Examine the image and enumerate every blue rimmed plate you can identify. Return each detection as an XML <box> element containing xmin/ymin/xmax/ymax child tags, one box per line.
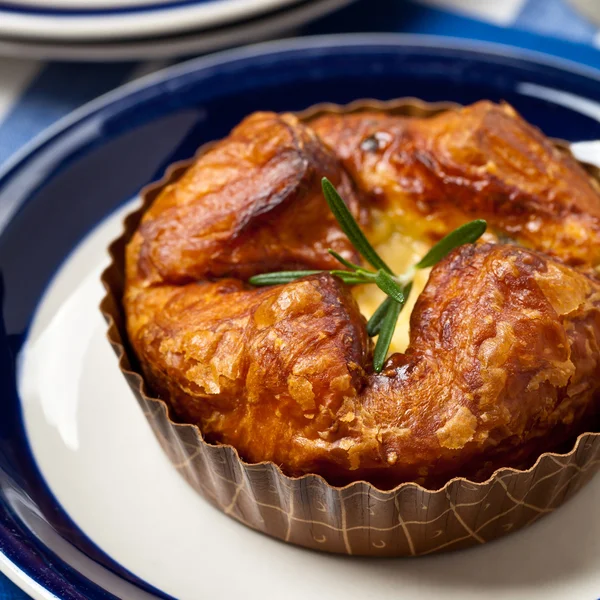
<box><xmin>0</xmin><ymin>0</ymin><xmax>352</xmax><ymax>61</ymax></box>
<box><xmin>1</xmin><ymin>35</ymin><xmax>600</xmax><ymax>600</ymax></box>
<box><xmin>0</xmin><ymin>0</ymin><xmax>305</xmax><ymax>41</ymax></box>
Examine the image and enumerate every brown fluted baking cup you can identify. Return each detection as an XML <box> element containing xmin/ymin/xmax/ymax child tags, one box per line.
<box><xmin>100</xmin><ymin>98</ymin><xmax>600</xmax><ymax>557</ymax></box>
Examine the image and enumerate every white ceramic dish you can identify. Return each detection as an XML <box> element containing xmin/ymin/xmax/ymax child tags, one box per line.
<box><xmin>0</xmin><ymin>0</ymin><xmax>304</xmax><ymax>41</ymax></box>
<box><xmin>6</xmin><ymin>0</ymin><xmax>174</xmax><ymax>7</ymax></box>
<box><xmin>0</xmin><ymin>0</ymin><xmax>351</xmax><ymax>61</ymax></box>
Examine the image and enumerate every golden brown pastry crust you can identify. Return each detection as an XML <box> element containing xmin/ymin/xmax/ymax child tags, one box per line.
<box><xmin>130</xmin><ymin>111</ymin><xmax>365</xmax><ymax>287</ymax></box>
<box><xmin>310</xmin><ymin>101</ymin><xmax>600</xmax><ymax>267</ymax></box>
<box><xmin>125</xmin><ymin>102</ymin><xmax>600</xmax><ymax>489</ymax></box>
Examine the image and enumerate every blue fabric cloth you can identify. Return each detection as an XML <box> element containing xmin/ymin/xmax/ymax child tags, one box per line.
<box><xmin>0</xmin><ymin>584</ymin><xmax>30</xmax><ymax>600</ymax></box>
<box><xmin>1</xmin><ymin>0</ymin><xmax>600</xmax><ymax>596</ymax></box>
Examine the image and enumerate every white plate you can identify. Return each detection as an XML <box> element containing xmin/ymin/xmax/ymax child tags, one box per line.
<box><xmin>0</xmin><ymin>0</ymin><xmax>304</xmax><ymax>41</ymax></box>
<box><xmin>4</xmin><ymin>0</ymin><xmax>174</xmax><ymax>8</ymax></box>
<box><xmin>6</xmin><ymin>0</ymin><xmax>176</xmax><ymax>7</ymax></box>
<box><xmin>0</xmin><ymin>0</ymin><xmax>352</xmax><ymax>61</ymax></box>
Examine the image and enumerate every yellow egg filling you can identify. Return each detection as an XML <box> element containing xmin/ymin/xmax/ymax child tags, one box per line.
<box><xmin>352</xmin><ymin>209</ymin><xmax>432</xmax><ymax>355</ymax></box>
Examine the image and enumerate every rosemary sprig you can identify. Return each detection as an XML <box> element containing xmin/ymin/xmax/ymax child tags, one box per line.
<box><xmin>367</xmin><ymin>281</ymin><xmax>413</xmax><ymax>338</ymax></box>
<box><xmin>366</xmin><ymin>296</ymin><xmax>394</xmax><ymax>337</ymax></box>
<box><xmin>321</xmin><ymin>178</ymin><xmax>393</xmax><ymax>274</ymax></box>
<box><xmin>415</xmin><ymin>219</ymin><xmax>487</xmax><ymax>269</ymax></box>
<box><xmin>373</xmin><ymin>297</ymin><xmax>403</xmax><ymax>373</ymax></box>
<box><xmin>327</xmin><ymin>249</ymin><xmax>363</xmax><ymax>271</ymax></box>
<box><xmin>248</xmin><ymin>178</ymin><xmax>487</xmax><ymax>372</ymax></box>
<box><xmin>249</xmin><ymin>270</ymin><xmax>323</xmax><ymax>285</ymax></box>
<box><xmin>250</xmin><ymin>270</ymin><xmax>367</xmax><ymax>286</ymax></box>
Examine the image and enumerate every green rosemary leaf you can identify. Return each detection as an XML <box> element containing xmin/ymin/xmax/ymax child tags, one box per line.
<box><xmin>374</xmin><ymin>270</ymin><xmax>405</xmax><ymax>303</ymax></box>
<box><xmin>366</xmin><ymin>297</ymin><xmax>393</xmax><ymax>336</ymax></box>
<box><xmin>329</xmin><ymin>271</ymin><xmax>371</xmax><ymax>285</ymax></box>
<box><xmin>321</xmin><ymin>178</ymin><xmax>393</xmax><ymax>274</ymax></box>
<box><xmin>415</xmin><ymin>219</ymin><xmax>487</xmax><ymax>269</ymax></box>
<box><xmin>249</xmin><ymin>270</ymin><xmax>322</xmax><ymax>286</ymax></box>
<box><xmin>327</xmin><ymin>249</ymin><xmax>364</xmax><ymax>271</ymax></box>
<box><xmin>373</xmin><ymin>299</ymin><xmax>403</xmax><ymax>373</ymax></box>
<box><xmin>367</xmin><ymin>281</ymin><xmax>413</xmax><ymax>337</ymax></box>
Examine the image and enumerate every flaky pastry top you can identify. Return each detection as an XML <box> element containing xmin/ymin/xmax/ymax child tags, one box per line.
<box><xmin>125</xmin><ymin>102</ymin><xmax>600</xmax><ymax>488</ymax></box>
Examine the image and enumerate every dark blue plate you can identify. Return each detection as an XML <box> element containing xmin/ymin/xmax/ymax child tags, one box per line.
<box><xmin>2</xmin><ymin>34</ymin><xmax>600</xmax><ymax>598</ymax></box>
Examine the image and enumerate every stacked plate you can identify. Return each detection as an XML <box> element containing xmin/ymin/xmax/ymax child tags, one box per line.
<box><xmin>0</xmin><ymin>0</ymin><xmax>353</xmax><ymax>60</ymax></box>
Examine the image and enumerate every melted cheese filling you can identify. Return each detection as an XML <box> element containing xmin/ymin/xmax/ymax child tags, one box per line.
<box><xmin>352</xmin><ymin>210</ymin><xmax>432</xmax><ymax>356</ymax></box>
